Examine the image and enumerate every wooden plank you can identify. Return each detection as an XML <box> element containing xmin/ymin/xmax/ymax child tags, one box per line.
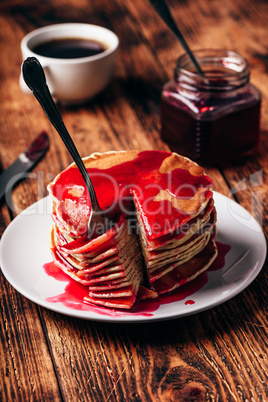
<box><xmin>0</xmin><ymin>207</ymin><xmax>11</xmax><ymax>238</ymax></box>
<box><xmin>35</xmin><ymin>0</ymin><xmax>267</xmax><ymax>400</ymax></box>
<box><xmin>0</xmin><ymin>277</ymin><xmax>62</xmax><ymax>401</ymax></box>
<box><xmin>40</xmin><ymin>298</ymin><xmax>268</xmax><ymax>401</ymax></box>
<box><xmin>0</xmin><ymin>0</ymin><xmax>267</xmax><ymax>400</ymax></box>
<box><xmin>0</xmin><ymin>11</ymin><xmax>62</xmax><ymax>401</ymax></box>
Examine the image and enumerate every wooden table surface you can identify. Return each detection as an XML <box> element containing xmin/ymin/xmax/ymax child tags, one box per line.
<box><xmin>0</xmin><ymin>0</ymin><xmax>268</xmax><ymax>400</ymax></box>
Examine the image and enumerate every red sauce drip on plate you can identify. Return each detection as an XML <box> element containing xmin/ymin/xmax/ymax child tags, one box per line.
<box><xmin>43</xmin><ymin>240</ymin><xmax>230</xmax><ymax>317</ymax></box>
<box><xmin>208</xmin><ymin>241</ymin><xmax>231</xmax><ymax>271</ymax></box>
<box><xmin>185</xmin><ymin>300</ymin><xmax>195</xmax><ymax>305</ymax></box>
<box><xmin>43</xmin><ymin>261</ymin><xmax>207</xmax><ymax>316</ymax></box>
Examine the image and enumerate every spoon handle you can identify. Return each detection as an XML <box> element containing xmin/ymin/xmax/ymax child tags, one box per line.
<box><xmin>148</xmin><ymin>0</ymin><xmax>204</xmax><ymax>75</ymax></box>
<box><xmin>22</xmin><ymin>57</ymin><xmax>99</xmax><ymax>211</ymax></box>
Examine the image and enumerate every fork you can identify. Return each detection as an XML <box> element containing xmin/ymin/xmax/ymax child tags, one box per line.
<box><xmin>22</xmin><ymin>56</ymin><xmax>106</xmax><ymax>239</ymax></box>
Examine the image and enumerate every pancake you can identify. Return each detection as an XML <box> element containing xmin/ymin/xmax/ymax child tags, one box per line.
<box><xmin>48</xmin><ymin>150</ymin><xmax>218</xmax><ymax>309</ymax></box>
<box><xmin>49</xmin><ymin>217</ymin><xmax>144</xmax><ymax>308</ymax></box>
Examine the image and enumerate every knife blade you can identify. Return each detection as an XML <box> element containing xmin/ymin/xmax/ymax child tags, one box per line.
<box><xmin>0</xmin><ymin>131</ymin><xmax>49</xmax><ymax>201</ymax></box>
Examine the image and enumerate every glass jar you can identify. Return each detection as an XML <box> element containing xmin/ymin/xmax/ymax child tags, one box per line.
<box><xmin>160</xmin><ymin>49</ymin><xmax>261</xmax><ymax>165</ymax></box>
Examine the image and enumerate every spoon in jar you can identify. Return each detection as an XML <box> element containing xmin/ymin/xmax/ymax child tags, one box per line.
<box><xmin>148</xmin><ymin>0</ymin><xmax>204</xmax><ymax>75</ymax></box>
<box><xmin>22</xmin><ymin>56</ymin><xmax>106</xmax><ymax>240</ymax></box>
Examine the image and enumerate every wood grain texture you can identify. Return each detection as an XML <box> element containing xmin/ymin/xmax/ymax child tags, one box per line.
<box><xmin>0</xmin><ymin>278</ymin><xmax>62</xmax><ymax>401</ymax></box>
<box><xmin>0</xmin><ymin>0</ymin><xmax>268</xmax><ymax>400</ymax></box>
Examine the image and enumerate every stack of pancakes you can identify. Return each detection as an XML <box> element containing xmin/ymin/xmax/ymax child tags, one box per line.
<box><xmin>135</xmin><ymin>197</ymin><xmax>217</xmax><ymax>295</ymax></box>
<box><xmin>49</xmin><ymin>214</ymin><xmax>144</xmax><ymax>309</ymax></box>
<box><xmin>48</xmin><ymin>150</ymin><xmax>217</xmax><ymax>309</ymax></box>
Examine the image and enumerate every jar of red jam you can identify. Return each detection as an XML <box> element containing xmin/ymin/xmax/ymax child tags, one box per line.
<box><xmin>160</xmin><ymin>49</ymin><xmax>261</xmax><ymax>165</ymax></box>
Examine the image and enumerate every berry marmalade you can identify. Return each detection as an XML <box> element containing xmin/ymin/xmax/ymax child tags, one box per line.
<box><xmin>160</xmin><ymin>49</ymin><xmax>261</xmax><ymax>165</ymax></box>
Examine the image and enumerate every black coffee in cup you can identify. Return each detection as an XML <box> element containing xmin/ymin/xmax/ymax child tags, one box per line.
<box><xmin>32</xmin><ymin>38</ymin><xmax>107</xmax><ymax>59</ymax></box>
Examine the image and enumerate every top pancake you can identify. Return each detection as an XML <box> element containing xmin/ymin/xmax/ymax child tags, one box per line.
<box><xmin>48</xmin><ymin>150</ymin><xmax>213</xmax><ymax>240</ymax></box>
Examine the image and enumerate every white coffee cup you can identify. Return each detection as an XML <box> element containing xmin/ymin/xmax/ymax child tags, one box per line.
<box><xmin>20</xmin><ymin>23</ymin><xmax>119</xmax><ymax>104</ymax></box>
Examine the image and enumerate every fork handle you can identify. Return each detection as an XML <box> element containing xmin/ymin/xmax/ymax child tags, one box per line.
<box><xmin>22</xmin><ymin>57</ymin><xmax>100</xmax><ymax>211</ymax></box>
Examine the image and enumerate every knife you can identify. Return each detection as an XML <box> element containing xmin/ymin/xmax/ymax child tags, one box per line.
<box><xmin>0</xmin><ymin>131</ymin><xmax>49</xmax><ymax>201</ymax></box>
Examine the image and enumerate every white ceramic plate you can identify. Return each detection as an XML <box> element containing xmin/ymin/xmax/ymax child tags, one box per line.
<box><xmin>0</xmin><ymin>192</ymin><xmax>266</xmax><ymax>322</ymax></box>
